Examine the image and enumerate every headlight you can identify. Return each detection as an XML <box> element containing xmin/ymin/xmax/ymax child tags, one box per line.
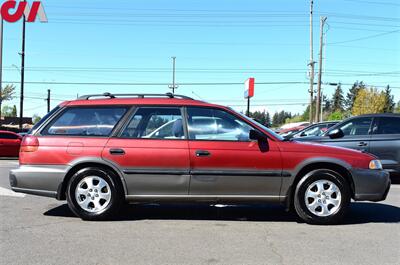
<box><xmin>369</xmin><ymin>160</ymin><xmax>383</xmax><ymax>170</ymax></box>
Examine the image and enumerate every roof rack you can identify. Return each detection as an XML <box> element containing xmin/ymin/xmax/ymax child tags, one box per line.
<box><xmin>78</xmin><ymin>92</ymin><xmax>193</xmax><ymax>100</ymax></box>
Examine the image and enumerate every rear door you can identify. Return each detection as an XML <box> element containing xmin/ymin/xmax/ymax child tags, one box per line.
<box><xmin>186</xmin><ymin>107</ymin><xmax>282</xmax><ymax>198</ymax></box>
<box><xmin>369</xmin><ymin>116</ymin><xmax>400</xmax><ymax>173</ymax></box>
<box><xmin>319</xmin><ymin>117</ymin><xmax>373</xmax><ymax>152</ymax></box>
<box><xmin>103</xmin><ymin>107</ymin><xmax>191</xmax><ymax>196</ymax></box>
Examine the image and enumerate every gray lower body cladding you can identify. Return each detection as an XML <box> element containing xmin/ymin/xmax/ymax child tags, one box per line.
<box><xmin>9</xmin><ymin>165</ymin><xmax>70</xmax><ymax>198</ymax></box>
<box><xmin>9</xmin><ymin>164</ymin><xmax>391</xmax><ymax>203</ymax></box>
<box><xmin>350</xmin><ymin>168</ymin><xmax>391</xmax><ymax>201</ymax></box>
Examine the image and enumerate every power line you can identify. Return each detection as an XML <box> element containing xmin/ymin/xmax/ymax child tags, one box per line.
<box><xmin>4</xmin><ymin>80</ymin><xmax>400</xmax><ymax>89</ymax></box>
<box><xmin>328</xmin><ymin>29</ymin><xmax>400</xmax><ymax>44</ymax></box>
<box><xmin>343</xmin><ymin>0</ymin><xmax>400</xmax><ymax>6</ymax></box>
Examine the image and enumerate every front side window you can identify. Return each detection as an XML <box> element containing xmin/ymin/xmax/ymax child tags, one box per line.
<box><xmin>121</xmin><ymin>107</ymin><xmax>184</xmax><ymax>139</ymax></box>
<box><xmin>187</xmin><ymin>107</ymin><xmax>252</xmax><ymax>141</ymax></box>
<box><xmin>374</xmin><ymin>117</ymin><xmax>400</xmax><ymax>135</ymax></box>
<box><xmin>338</xmin><ymin>117</ymin><xmax>373</xmax><ymax>136</ymax></box>
<box><xmin>43</xmin><ymin>107</ymin><xmax>127</xmax><ymax>136</ymax></box>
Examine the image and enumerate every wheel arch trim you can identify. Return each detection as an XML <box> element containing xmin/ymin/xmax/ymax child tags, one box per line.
<box><xmin>57</xmin><ymin>157</ymin><xmax>128</xmax><ymax>200</ymax></box>
<box><xmin>282</xmin><ymin>157</ymin><xmax>355</xmax><ymax>210</ymax></box>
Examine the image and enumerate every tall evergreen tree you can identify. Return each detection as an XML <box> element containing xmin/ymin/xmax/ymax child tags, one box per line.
<box><xmin>11</xmin><ymin>105</ymin><xmax>17</xmax><ymax>117</ymax></box>
<box><xmin>265</xmin><ymin>112</ymin><xmax>271</xmax><ymax>127</ymax></box>
<box><xmin>332</xmin><ymin>84</ymin><xmax>345</xmax><ymax>112</ymax></box>
<box><xmin>383</xmin><ymin>85</ymin><xmax>395</xmax><ymax>113</ymax></box>
<box><xmin>272</xmin><ymin>112</ymin><xmax>279</xmax><ymax>127</ymax></box>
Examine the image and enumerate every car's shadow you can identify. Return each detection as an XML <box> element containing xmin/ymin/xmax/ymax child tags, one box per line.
<box><xmin>44</xmin><ymin>202</ymin><xmax>400</xmax><ymax>225</ymax></box>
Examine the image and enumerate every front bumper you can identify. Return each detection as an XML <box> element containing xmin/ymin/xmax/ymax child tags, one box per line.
<box><xmin>351</xmin><ymin>168</ymin><xmax>391</xmax><ymax>202</ymax></box>
<box><xmin>9</xmin><ymin>165</ymin><xmax>69</xmax><ymax>198</ymax></box>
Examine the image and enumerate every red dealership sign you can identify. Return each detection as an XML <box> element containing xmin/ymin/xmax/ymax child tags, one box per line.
<box><xmin>1</xmin><ymin>0</ymin><xmax>47</xmax><ymax>23</ymax></box>
<box><xmin>244</xmin><ymin>78</ymin><xmax>255</xmax><ymax>99</ymax></box>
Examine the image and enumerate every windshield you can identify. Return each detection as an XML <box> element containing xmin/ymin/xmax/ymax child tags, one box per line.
<box><xmin>231</xmin><ymin>108</ymin><xmax>284</xmax><ymax>141</ymax></box>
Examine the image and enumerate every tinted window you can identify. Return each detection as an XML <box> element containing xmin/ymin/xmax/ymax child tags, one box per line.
<box><xmin>187</xmin><ymin>107</ymin><xmax>252</xmax><ymax>141</ymax></box>
<box><xmin>0</xmin><ymin>133</ymin><xmax>19</xmax><ymax>139</ymax></box>
<box><xmin>375</xmin><ymin>117</ymin><xmax>400</xmax><ymax>134</ymax></box>
<box><xmin>338</xmin><ymin>117</ymin><xmax>372</xmax><ymax>136</ymax></box>
<box><xmin>44</xmin><ymin>107</ymin><xmax>127</xmax><ymax>136</ymax></box>
<box><xmin>121</xmin><ymin>107</ymin><xmax>184</xmax><ymax>139</ymax></box>
<box><xmin>296</xmin><ymin>124</ymin><xmax>326</xmax><ymax>137</ymax></box>
<box><xmin>30</xmin><ymin>106</ymin><xmax>60</xmax><ymax>134</ymax></box>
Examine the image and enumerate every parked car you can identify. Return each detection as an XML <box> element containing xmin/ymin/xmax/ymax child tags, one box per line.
<box><xmin>0</xmin><ymin>130</ymin><xmax>22</xmax><ymax>157</ymax></box>
<box><xmin>288</xmin><ymin>121</ymin><xmax>339</xmax><ymax>140</ymax></box>
<box><xmin>10</xmin><ymin>93</ymin><xmax>390</xmax><ymax>224</ymax></box>
<box><xmin>278</xmin><ymin>122</ymin><xmax>309</xmax><ymax>136</ymax></box>
<box><xmin>295</xmin><ymin>114</ymin><xmax>400</xmax><ymax>175</ymax></box>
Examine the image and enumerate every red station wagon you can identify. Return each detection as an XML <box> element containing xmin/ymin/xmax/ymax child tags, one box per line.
<box><xmin>10</xmin><ymin>93</ymin><xmax>391</xmax><ymax>224</ymax></box>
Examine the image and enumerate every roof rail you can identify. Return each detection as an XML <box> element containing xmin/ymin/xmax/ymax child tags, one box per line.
<box><xmin>78</xmin><ymin>92</ymin><xmax>193</xmax><ymax>100</ymax></box>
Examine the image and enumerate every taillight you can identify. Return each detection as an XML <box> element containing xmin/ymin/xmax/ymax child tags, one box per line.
<box><xmin>20</xmin><ymin>136</ymin><xmax>39</xmax><ymax>152</ymax></box>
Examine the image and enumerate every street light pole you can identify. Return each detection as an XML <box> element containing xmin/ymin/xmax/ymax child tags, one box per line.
<box><xmin>168</xmin><ymin>56</ymin><xmax>178</xmax><ymax>94</ymax></box>
<box><xmin>308</xmin><ymin>0</ymin><xmax>315</xmax><ymax>124</ymax></box>
<box><xmin>315</xmin><ymin>16</ymin><xmax>327</xmax><ymax>123</ymax></box>
<box><xmin>19</xmin><ymin>10</ymin><xmax>26</xmax><ymax>130</ymax></box>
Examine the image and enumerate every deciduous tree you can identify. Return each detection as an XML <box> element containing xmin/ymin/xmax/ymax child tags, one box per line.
<box><xmin>0</xmin><ymin>84</ymin><xmax>16</xmax><ymax>118</ymax></box>
<box><xmin>351</xmin><ymin>87</ymin><xmax>386</xmax><ymax>116</ymax></box>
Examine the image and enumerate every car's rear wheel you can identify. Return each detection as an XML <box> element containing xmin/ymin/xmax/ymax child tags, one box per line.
<box><xmin>294</xmin><ymin>169</ymin><xmax>351</xmax><ymax>225</ymax></box>
<box><xmin>66</xmin><ymin>167</ymin><xmax>123</xmax><ymax>221</ymax></box>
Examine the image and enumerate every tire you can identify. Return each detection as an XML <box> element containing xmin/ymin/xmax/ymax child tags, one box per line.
<box><xmin>294</xmin><ymin>169</ymin><xmax>351</xmax><ymax>225</ymax></box>
<box><xmin>66</xmin><ymin>167</ymin><xmax>124</xmax><ymax>221</ymax></box>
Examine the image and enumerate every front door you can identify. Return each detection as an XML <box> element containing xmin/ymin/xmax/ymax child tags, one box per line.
<box><xmin>186</xmin><ymin>107</ymin><xmax>282</xmax><ymax>199</ymax></box>
<box><xmin>320</xmin><ymin>117</ymin><xmax>373</xmax><ymax>152</ymax></box>
<box><xmin>103</xmin><ymin>107</ymin><xmax>190</xmax><ymax>196</ymax></box>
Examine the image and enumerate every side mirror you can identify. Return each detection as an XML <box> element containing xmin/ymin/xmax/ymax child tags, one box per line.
<box><xmin>300</xmin><ymin>132</ymin><xmax>307</xmax><ymax>137</ymax></box>
<box><xmin>328</xmin><ymin>128</ymin><xmax>344</xmax><ymax>139</ymax></box>
<box><xmin>249</xmin><ymin>129</ymin><xmax>267</xmax><ymax>142</ymax></box>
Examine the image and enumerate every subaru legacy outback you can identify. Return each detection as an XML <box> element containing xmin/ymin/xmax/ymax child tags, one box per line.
<box><xmin>10</xmin><ymin>93</ymin><xmax>391</xmax><ymax>224</ymax></box>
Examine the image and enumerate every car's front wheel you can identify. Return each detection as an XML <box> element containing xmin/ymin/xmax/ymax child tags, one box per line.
<box><xmin>66</xmin><ymin>167</ymin><xmax>123</xmax><ymax>221</ymax></box>
<box><xmin>294</xmin><ymin>169</ymin><xmax>351</xmax><ymax>225</ymax></box>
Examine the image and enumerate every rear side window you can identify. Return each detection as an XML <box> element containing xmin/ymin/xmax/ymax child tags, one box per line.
<box><xmin>375</xmin><ymin>117</ymin><xmax>400</xmax><ymax>134</ymax></box>
<box><xmin>43</xmin><ymin>107</ymin><xmax>127</xmax><ymax>136</ymax></box>
<box><xmin>121</xmin><ymin>107</ymin><xmax>184</xmax><ymax>139</ymax></box>
<box><xmin>29</xmin><ymin>106</ymin><xmax>61</xmax><ymax>134</ymax></box>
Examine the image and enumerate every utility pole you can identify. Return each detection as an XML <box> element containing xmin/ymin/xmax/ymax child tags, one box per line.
<box><xmin>46</xmin><ymin>89</ymin><xmax>51</xmax><ymax>113</ymax></box>
<box><xmin>168</xmin><ymin>56</ymin><xmax>178</xmax><ymax>94</ymax></box>
<box><xmin>315</xmin><ymin>16</ymin><xmax>327</xmax><ymax>123</ymax></box>
<box><xmin>308</xmin><ymin>0</ymin><xmax>315</xmax><ymax>124</ymax></box>
<box><xmin>19</xmin><ymin>8</ymin><xmax>26</xmax><ymax>130</ymax></box>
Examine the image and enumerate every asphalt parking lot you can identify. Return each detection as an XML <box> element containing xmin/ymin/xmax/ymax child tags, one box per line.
<box><xmin>0</xmin><ymin>159</ymin><xmax>399</xmax><ymax>265</ymax></box>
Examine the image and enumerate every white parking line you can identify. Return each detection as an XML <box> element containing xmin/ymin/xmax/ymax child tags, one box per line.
<box><xmin>0</xmin><ymin>187</ymin><xmax>25</xmax><ymax>198</ymax></box>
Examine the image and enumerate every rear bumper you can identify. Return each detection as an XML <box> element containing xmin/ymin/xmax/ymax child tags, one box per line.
<box><xmin>9</xmin><ymin>165</ymin><xmax>69</xmax><ymax>198</ymax></box>
<box><xmin>351</xmin><ymin>168</ymin><xmax>391</xmax><ymax>202</ymax></box>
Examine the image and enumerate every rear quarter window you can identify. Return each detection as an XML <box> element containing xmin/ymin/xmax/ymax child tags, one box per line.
<box><xmin>375</xmin><ymin>117</ymin><xmax>400</xmax><ymax>135</ymax></box>
<box><xmin>42</xmin><ymin>106</ymin><xmax>128</xmax><ymax>137</ymax></box>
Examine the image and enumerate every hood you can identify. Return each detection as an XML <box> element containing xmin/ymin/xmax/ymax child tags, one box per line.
<box><xmin>280</xmin><ymin>139</ymin><xmax>377</xmax><ymax>158</ymax></box>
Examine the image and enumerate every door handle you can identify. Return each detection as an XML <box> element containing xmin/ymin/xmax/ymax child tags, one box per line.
<box><xmin>109</xmin><ymin>148</ymin><xmax>125</xmax><ymax>155</ymax></box>
<box><xmin>195</xmin><ymin>150</ymin><xmax>211</xmax><ymax>157</ymax></box>
<box><xmin>358</xmin><ymin>142</ymin><xmax>368</xmax><ymax>147</ymax></box>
